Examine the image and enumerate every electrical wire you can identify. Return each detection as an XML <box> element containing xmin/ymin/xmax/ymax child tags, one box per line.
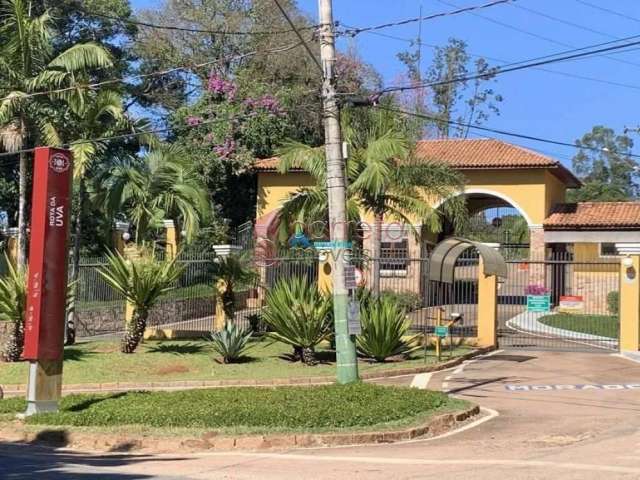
<box><xmin>338</xmin><ymin>0</ymin><xmax>515</xmax><ymax>37</ymax></box>
<box><xmin>0</xmin><ymin>40</ymin><xmax>306</xmax><ymax>105</ymax></box>
<box><xmin>369</xmin><ymin>35</ymin><xmax>640</xmax><ymax>96</ymax></box>
<box><xmin>436</xmin><ymin>0</ymin><xmax>640</xmax><ymax>70</ymax></box>
<box><xmin>574</xmin><ymin>0</ymin><xmax>640</xmax><ymax>25</ymax></box>
<box><xmin>78</xmin><ymin>8</ymin><xmax>318</xmax><ymax>36</ymax></box>
<box><xmin>374</xmin><ymin>105</ymin><xmax>640</xmax><ymax>159</ymax></box>
<box><xmin>357</xmin><ymin>29</ymin><xmax>640</xmax><ymax>92</ymax></box>
<box><xmin>272</xmin><ymin>0</ymin><xmax>322</xmax><ymax>71</ymax></box>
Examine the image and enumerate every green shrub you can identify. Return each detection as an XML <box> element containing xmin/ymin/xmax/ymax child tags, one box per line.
<box><xmin>209</xmin><ymin>322</ymin><xmax>253</xmax><ymax>363</ymax></box>
<box><xmin>380</xmin><ymin>290</ymin><xmax>422</xmax><ymax>312</ymax></box>
<box><xmin>607</xmin><ymin>291</ymin><xmax>619</xmax><ymax>315</ymax></box>
<box><xmin>357</xmin><ymin>296</ymin><xmax>419</xmax><ymax>362</ymax></box>
<box><xmin>0</xmin><ymin>257</ymin><xmax>27</xmax><ymax>362</ymax></box>
<box><xmin>262</xmin><ymin>276</ymin><xmax>332</xmax><ymax>365</ymax></box>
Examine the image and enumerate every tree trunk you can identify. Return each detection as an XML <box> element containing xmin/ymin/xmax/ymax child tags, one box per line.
<box><xmin>120</xmin><ymin>308</ymin><xmax>147</xmax><ymax>354</ymax></box>
<box><xmin>17</xmin><ymin>149</ymin><xmax>28</xmax><ymax>268</ymax></box>
<box><xmin>65</xmin><ymin>179</ymin><xmax>85</xmax><ymax>345</ymax></box>
<box><xmin>2</xmin><ymin>320</ymin><xmax>24</xmax><ymax>362</ymax></box>
<box><xmin>300</xmin><ymin>347</ymin><xmax>317</xmax><ymax>365</ymax></box>
<box><xmin>371</xmin><ymin>212</ymin><xmax>383</xmax><ymax>296</ymax></box>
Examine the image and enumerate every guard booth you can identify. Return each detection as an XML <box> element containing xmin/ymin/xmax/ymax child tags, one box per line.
<box><xmin>428</xmin><ymin>238</ymin><xmax>508</xmax><ymax>348</ymax></box>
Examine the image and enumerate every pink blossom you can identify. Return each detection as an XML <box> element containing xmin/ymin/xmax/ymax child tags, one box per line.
<box><xmin>186</xmin><ymin>115</ymin><xmax>202</xmax><ymax>126</ymax></box>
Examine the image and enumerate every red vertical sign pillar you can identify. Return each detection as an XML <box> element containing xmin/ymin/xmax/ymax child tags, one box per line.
<box><xmin>23</xmin><ymin>147</ymin><xmax>73</xmax><ymax>416</ymax></box>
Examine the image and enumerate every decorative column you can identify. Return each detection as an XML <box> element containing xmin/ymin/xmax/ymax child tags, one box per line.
<box><xmin>164</xmin><ymin>219</ymin><xmax>178</xmax><ymax>260</ymax></box>
<box><xmin>618</xmin><ymin>244</ymin><xmax>640</xmax><ymax>354</ymax></box>
<box><xmin>113</xmin><ymin>221</ymin><xmax>130</xmax><ymax>255</ymax></box>
<box><xmin>477</xmin><ymin>257</ymin><xmax>498</xmax><ymax>348</ymax></box>
<box><xmin>212</xmin><ymin>244</ymin><xmax>242</xmax><ymax>331</ymax></box>
<box><xmin>318</xmin><ymin>251</ymin><xmax>333</xmax><ymax>294</ymax></box>
<box><xmin>6</xmin><ymin>227</ymin><xmax>18</xmax><ymax>265</ymax></box>
<box><xmin>528</xmin><ymin>225</ymin><xmax>546</xmax><ymax>289</ymax></box>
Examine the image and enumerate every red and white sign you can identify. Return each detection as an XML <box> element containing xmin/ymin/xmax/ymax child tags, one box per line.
<box><xmin>23</xmin><ymin>147</ymin><xmax>73</xmax><ymax>361</ymax></box>
<box><xmin>558</xmin><ymin>295</ymin><xmax>584</xmax><ymax>313</ymax></box>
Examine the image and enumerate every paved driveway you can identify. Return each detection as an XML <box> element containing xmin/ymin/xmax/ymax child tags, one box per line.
<box><xmin>3</xmin><ymin>350</ymin><xmax>640</xmax><ymax>479</ymax></box>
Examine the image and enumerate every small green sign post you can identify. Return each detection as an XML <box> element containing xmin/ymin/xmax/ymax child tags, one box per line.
<box><xmin>434</xmin><ymin>326</ymin><xmax>449</xmax><ymax>338</ymax></box>
<box><xmin>527</xmin><ymin>294</ymin><xmax>551</xmax><ymax>313</ymax></box>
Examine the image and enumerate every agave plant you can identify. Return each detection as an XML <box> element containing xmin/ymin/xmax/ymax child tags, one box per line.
<box><xmin>356</xmin><ymin>295</ymin><xmax>420</xmax><ymax>362</ymax></box>
<box><xmin>0</xmin><ymin>257</ymin><xmax>27</xmax><ymax>362</ymax></box>
<box><xmin>98</xmin><ymin>251</ymin><xmax>184</xmax><ymax>353</ymax></box>
<box><xmin>210</xmin><ymin>321</ymin><xmax>253</xmax><ymax>363</ymax></box>
<box><xmin>262</xmin><ymin>276</ymin><xmax>332</xmax><ymax>365</ymax></box>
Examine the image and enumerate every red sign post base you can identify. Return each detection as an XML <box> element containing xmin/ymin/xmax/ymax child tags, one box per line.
<box><xmin>22</xmin><ymin>147</ymin><xmax>73</xmax><ymax>416</ymax></box>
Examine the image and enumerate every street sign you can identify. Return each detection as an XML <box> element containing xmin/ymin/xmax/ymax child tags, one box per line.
<box><xmin>527</xmin><ymin>294</ymin><xmax>551</xmax><ymax>313</ymax></box>
<box><xmin>347</xmin><ymin>300</ymin><xmax>361</xmax><ymax>335</ymax></box>
<box><xmin>434</xmin><ymin>326</ymin><xmax>449</xmax><ymax>338</ymax></box>
<box><xmin>23</xmin><ymin>148</ymin><xmax>73</xmax><ymax>361</ymax></box>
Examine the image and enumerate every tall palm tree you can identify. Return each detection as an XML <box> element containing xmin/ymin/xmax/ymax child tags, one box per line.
<box><xmin>53</xmin><ymin>90</ymin><xmax>154</xmax><ymax>344</ymax></box>
<box><xmin>0</xmin><ymin>0</ymin><xmax>113</xmax><ymax>266</ymax></box>
<box><xmin>97</xmin><ymin>145</ymin><xmax>210</xmax><ymax>244</ymax></box>
<box><xmin>278</xmin><ymin>107</ymin><xmax>467</xmax><ymax>294</ymax></box>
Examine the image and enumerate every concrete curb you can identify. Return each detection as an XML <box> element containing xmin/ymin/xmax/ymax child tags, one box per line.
<box><xmin>0</xmin><ymin>406</ymin><xmax>481</xmax><ymax>453</ymax></box>
<box><xmin>1</xmin><ymin>347</ymin><xmax>494</xmax><ymax>397</ymax></box>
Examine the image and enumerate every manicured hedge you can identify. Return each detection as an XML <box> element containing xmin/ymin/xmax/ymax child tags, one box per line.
<box><xmin>22</xmin><ymin>384</ymin><xmax>464</xmax><ymax>431</ymax></box>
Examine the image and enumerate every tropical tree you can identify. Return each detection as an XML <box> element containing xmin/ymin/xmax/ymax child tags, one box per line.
<box><xmin>569</xmin><ymin>125</ymin><xmax>639</xmax><ymax>201</ymax></box>
<box><xmin>0</xmin><ymin>255</ymin><xmax>26</xmax><ymax>362</ymax></box>
<box><xmin>97</xmin><ymin>145</ymin><xmax>210</xmax><ymax>245</ymax></box>
<box><xmin>278</xmin><ymin>107</ymin><xmax>467</xmax><ymax>293</ymax></box>
<box><xmin>97</xmin><ymin>251</ymin><xmax>184</xmax><ymax>353</ymax></box>
<box><xmin>0</xmin><ymin>0</ymin><xmax>113</xmax><ymax>266</ymax></box>
<box><xmin>212</xmin><ymin>252</ymin><xmax>258</xmax><ymax>322</ymax></box>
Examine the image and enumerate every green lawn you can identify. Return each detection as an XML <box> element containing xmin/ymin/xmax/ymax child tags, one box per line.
<box><xmin>538</xmin><ymin>313</ymin><xmax>619</xmax><ymax>339</ymax></box>
<box><xmin>0</xmin><ymin>384</ymin><xmax>467</xmax><ymax>434</ymax></box>
<box><xmin>0</xmin><ymin>339</ymin><xmax>472</xmax><ymax>386</ymax></box>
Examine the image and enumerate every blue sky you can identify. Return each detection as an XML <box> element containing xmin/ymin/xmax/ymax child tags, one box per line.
<box><xmin>131</xmin><ymin>0</ymin><xmax>640</xmax><ymax>167</ymax></box>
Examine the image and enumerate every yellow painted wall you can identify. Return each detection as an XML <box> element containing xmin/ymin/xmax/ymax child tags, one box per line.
<box><xmin>256</xmin><ymin>171</ymin><xmax>315</xmax><ymax>218</ymax></box>
<box><xmin>256</xmin><ymin>168</ymin><xmax>569</xmax><ymax>227</ymax></box>
<box><xmin>572</xmin><ymin>242</ymin><xmax>618</xmax><ymax>272</ymax></box>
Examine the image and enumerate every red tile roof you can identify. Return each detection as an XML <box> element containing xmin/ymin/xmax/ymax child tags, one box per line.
<box><xmin>544</xmin><ymin>202</ymin><xmax>640</xmax><ymax>230</ymax></box>
<box><xmin>253</xmin><ymin>139</ymin><xmax>580</xmax><ymax>186</ymax></box>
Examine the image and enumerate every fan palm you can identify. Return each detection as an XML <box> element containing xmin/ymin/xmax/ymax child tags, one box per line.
<box><xmin>0</xmin><ymin>0</ymin><xmax>113</xmax><ymax>266</ymax></box>
<box><xmin>97</xmin><ymin>145</ymin><xmax>210</xmax><ymax>244</ymax></box>
<box><xmin>278</xmin><ymin>107</ymin><xmax>467</xmax><ymax>294</ymax></box>
<box><xmin>212</xmin><ymin>252</ymin><xmax>258</xmax><ymax>321</ymax></box>
<box><xmin>97</xmin><ymin>251</ymin><xmax>184</xmax><ymax>353</ymax></box>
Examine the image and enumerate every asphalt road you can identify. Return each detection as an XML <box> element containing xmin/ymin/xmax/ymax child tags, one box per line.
<box><xmin>3</xmin><ymin>350</ymin><xmax>640</xmax><ymax>479</ymax></box>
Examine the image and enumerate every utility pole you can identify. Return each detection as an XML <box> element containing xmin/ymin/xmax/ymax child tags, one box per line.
<box><xmin>317</xmin><ymin>0</ymin><xmax>359</xmax><ymax>384</ymax></box>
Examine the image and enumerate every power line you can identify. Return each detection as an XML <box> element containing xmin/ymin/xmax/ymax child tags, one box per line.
<box><xmin>339</xmin><ymin>0</ymin><xmax>514</xmax><ymax>37</ymax></box>
<box><xmin>371</xmin><ymin>35</ymin><xmax>640</xmax><ymax>96</ymax></box>
<box><xmin>374</xmin><ymin>105</ymin><xmax>640</xmax><ymax>159</ymax></box>
<box><xmin>510</xmin><ymin>3</ymin><xmax>618</xmax><ymax>39</ymax></box>
<box><xmin>356</xmin><ymin>29</ymin><xmax>640</xmax><ymax>92</ymax></box>
<box><xmin>0</xmin><ymin>41</ymin><xmax>305</xmax><ymax>105</ymax></box>
<box><xmin>437</xmin><ymin>0</ymin><xmax>640</xmax><ymax>70</ymax></box>
<box><xmin>574</xmin><ymin>0</ymin><xmax>640</xmax><ymax>24</ymax></box>
<box><xmin>272</xmin><ymin>0</ymin><xmax>322</xmax><ymax>71</ymax></box>
<box><xmin>78</xmin><ymin>8</ymin><xmax>317</xmax><ymax>36</ymax></box>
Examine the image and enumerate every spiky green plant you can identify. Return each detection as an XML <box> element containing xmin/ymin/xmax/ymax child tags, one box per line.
<box><xmin>210</xmin><ymin>321</ymin><xmax>253</xmax><ymax>364</ymax></box>
<box><xmin>212</xmin><ymin>253</ymin><xmax>258</xmax><ymax>322</ymax></box>
<box><xmin>356</xmin><ymin>295</ymin><xmax>420</xmax><ymax>362</ymax></box>
<box><xmin>262</xmin><ymin>276</ymin><xmax>332</xmax><ymax>365</ymax></box>
<box><xmin>97</xmin><ymin>251</ymin><xmax>184</xmax><ymax>354</ymax></box>
<box><xmin>0</xmin><ymin>257</ymin><xmax>26</xmax><ymax>362</ymax></box>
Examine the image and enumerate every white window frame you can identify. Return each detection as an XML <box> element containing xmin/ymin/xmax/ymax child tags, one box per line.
<box><xmin>599</xmin><ymin>242</ymin><xmax>621</xmax><ymax>258</ymax></box>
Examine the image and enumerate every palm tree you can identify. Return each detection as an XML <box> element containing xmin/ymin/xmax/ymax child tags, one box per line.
<box><xmin>0</xmin><ymin>0</ymin><xmax>113</xmax><ymax>266</ymax></box>
<box><xmin>56</xmin><ymin>90</ymin><xmax>154</xmax><ymax>344</ymax></box>
<box><xmin>97</xmin><ymin>251</ymin><xmax>184</xmax><ymax>353</ymax></box>
<box><xmin>212</xmin><ymin>252</ymin><xmax>258</xmax><ymax>321</ymax></box>
<box><xmin>278</xmin><ymin>107</ymin><xmax>467</xmax><ymax>293</ymax></box>
<box><xmin>97</xmin><ymin>145</ymin><xmax>210</xmax><ymax>245</ymax></box>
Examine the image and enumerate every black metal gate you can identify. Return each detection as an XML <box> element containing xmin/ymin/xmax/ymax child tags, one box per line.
<box><xmin>498</xmin><ymin>257</ymin><xmax>620</xmax><ymax>352</ymax></box>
